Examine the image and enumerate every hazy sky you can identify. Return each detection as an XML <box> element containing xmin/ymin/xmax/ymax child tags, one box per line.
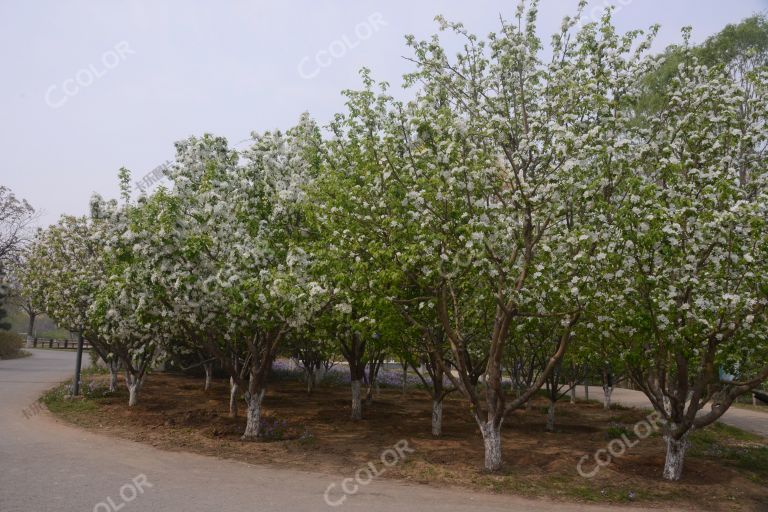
<box><xmin>2</xmin><ymin>0</ymin><xmax>767</xmax><ymax>227</ymax></box>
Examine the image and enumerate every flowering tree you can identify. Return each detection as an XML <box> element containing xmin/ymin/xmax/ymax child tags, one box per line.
<box><xmin>509</xmin><ymin>316</ymin><xmax>589</xmax><ymax>431</ymax></box>
<box><xmin>89</xmin><ymin>187</ymin><xmax>170</xmax><ymax>405</ymax></box>
<box><xmin>131</xmin><ymin>138</ymin><xmax>245</xmax><ymax>413</ymax></box>
<box><xmin>21</xmin><ymin>1</ymin><xmax>767</xmax><ymax>486</ymax></box>
<box><xmin>20</xmin><ymin>203</ymin><xmax>133</xmax><ymax>395</ymax></box>
<box><xmin>145</xmin><ymin>117</ymin><xmax>327</xmax><ymax>438</ymax></box>
<box><xmin>21</xmin><ymin>217</ymin><xmax>92</xmax><ymax>337</ymax></box>
<box><xmin>21</xmin><ymin>215</ymin><xmax>101</xmax><ymax>389</ymax></box>
<box><xmin>597</xmin><ymin>39</ymin><xmax>768</xmax><ymax>480</ymax></box>
<box><xmin>390</xmin><ymin>316</ymin><xmax>457</xmax><ymax>436</ymax></box>
<box><xmin>5</xmin><ymin>254</ymin><xmax>44</xmax><ymax>341</ymax></box>
<box><xmin>303</xmin><ymin>295</ymin><xmax>380</xmax><ymax>421</ymax></box>
<box><xmin>311</xmin><ymin>1</ymin><xmax>652</xmax><ymax>469</ymax></box>
<box><xmin>285</xmin><ymin>334</ymin><xmax>337</xmax><ymax>394</ymax></box>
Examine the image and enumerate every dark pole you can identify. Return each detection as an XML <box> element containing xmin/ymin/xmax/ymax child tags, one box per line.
<box><xmin>73</xmin><ymin>332</ymin><xmax>84</xmax><ymax>396</ymax></box>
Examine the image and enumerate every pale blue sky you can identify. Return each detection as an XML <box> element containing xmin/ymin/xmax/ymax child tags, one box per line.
<box><xmin>2</xmin><ymin>0</ymin><xmax>767</xmax><ymax>227</ymax></box>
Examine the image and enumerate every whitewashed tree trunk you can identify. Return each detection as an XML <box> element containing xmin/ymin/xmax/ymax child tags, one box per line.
<box><xmin>126</xmin><ymin>375</ymin><xmax>143</xmax><ymax>407</ymax></box>
<box><xmin>479</xmin><ymin>420</ymin><xmax>503</xmax><ymax>471</ymax></box>
<box><xmin>108</xmin><ymin>361</ymin><xmax>119</xmax><ymax>392</ymax></box>
<box><xmin>242</xmin><ymin>389</ymin><xmax>266</xmax><ymax>440</ymax></box>
<box><xmin>203</xmin><ymin>362</ymin><xmax>213</xmax><ymax>392</ymax></box>
<box><xmin>546</xmin><ymin>400</ymin><xmax>556</xmax><ymax>432</ymax></box>
<box><xmin>351</xmin><ymin>379</ymin><xmax>362</xmax><ymax>420</ymax></box>
<box><xmin>431</xmin><ymin>399</ymin><xmax>443</xmax><ymax>437</ymax></box>
<box><xmin>128</xmin><ymin>384</ymin><xmax>139</xmax><ymax>406</ymax></box>
<box><xmin>603</xmin><ymin>385</ymin><xmax>613</xmax><ymax>410</ymax></box>
<box><xmin>229</xmin><ymin>377</ymin><xmax>239</xmax><ymax>417</ymax></box>
<box><xmin>662</xmin><ymin>431</ymin><xmax>690</xmax><ymax>481</ymax></box>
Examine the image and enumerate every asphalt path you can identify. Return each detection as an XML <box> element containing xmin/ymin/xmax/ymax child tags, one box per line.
<box><xmin>576</xmin><ymin>386</ymin><xmax>768</xmax><ymax>438</ymax></box>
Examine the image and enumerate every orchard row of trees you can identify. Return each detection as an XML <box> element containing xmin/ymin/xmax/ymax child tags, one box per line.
<box><xmin>14</xmin><ymin>4</ymin><xmax>768</xmax><ymax>482</ymax></box>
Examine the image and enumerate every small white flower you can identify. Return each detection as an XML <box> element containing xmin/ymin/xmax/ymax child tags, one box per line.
<box><xmin>335</xmin><ymin>303</ymin><xmax>353</xmax><ymax>314</ymax></box>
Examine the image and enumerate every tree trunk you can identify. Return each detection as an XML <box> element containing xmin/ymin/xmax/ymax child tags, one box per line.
<box><xmin>351</xmin><ymin>379</ymin><xmax>362</xmax><ymax>420</ymax></box>
<box><xmin>603</xmin><ymin>386</ymin><xmax>613</xmax><ymax>410</ymax></box>
<box><xmin>128</xmin><ymin>384</ymin><xmax>139</xmax><ymax>406</ymax></box>
<box><xmin>108</xmin><ymin>361</ymin><xmax>119</xmax><ymax>392</ymax></box>
<box><xmin>431</xmin><ymin>399</ymin><xmax>443</xmax><ymax>437</ymax></box>
<box><xmin>242</xmin><ymin>389</ymin><xmax>266</xmax><ymax>440</ymax></box>
<box><xmin>365</xmin><ymin>384</ymin><xmax>374</xmax><ymax>405</ymax></box>
<box><xmin>754</xmin><ymin>394</ymin><xmax>758</xmax><ymax>407</ymax></box>
<box><xmin>570</xmin><ymin>385</ymin><xmax>576</xmax><ymax>404</ymax></box>
<box><xmin>27</xmin><ymin>312</ymin><xmax>36</xmax><ymax>337</ymax></box>
<box><xmin>479</xmin><ymin>420</ymin><xmax>503</xmax><ymax>471</ymax></box>
<box><xmin>662</xmin><ymin>432</ymin><xmax>690</xmax><ymax>481</ymax></box>
<box><xmin>127</xmin><ymin>376</ymin><xmax>143</xmax><ymax>407</ymax></box>
<box><xmin>203</xmin><ymin>362</ymin><xmax>213</xmax><ymax>392</ymax></box>
<box><xmin>546</xmin><ymin>400</ymin><xmax>556</xmax><ymax>432</ymax></box>
<box><xmin>306</xmin><ymin>370</ymin><xmax>316</xmax><ymax>394</ymax></box>
<box><xmin>402</xmin><ymin>363</ymin><xmax>408</xmax><ymax>396</ymax></box>
<box><xmin>229</xmin><ymin>377</ymin><xmax>239</xmax><ymax>417</ymax></box>
<box><xmin>584</xmin><ymin>380</ymin><xmax>589</xmax><ymax>401</ymax></box>
<box><xmin>25</xmin><ymin>313</ymin><xmax>36</xmax><ymax>348</ymax></box>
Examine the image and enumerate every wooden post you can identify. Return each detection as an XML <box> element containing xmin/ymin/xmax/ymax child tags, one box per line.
<box><xmin>48</xmin><ymin>339</ymin><xmax>53</xmax><ymax>348</ymax></box>
<box><xmin>64</xmin><ymin>339</ymin><xmax>68</xmax><ymax>349</ymax></box>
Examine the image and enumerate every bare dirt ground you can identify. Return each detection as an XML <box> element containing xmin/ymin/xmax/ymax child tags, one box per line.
<box><xmin>45</xmin><ymin>370</ymin><xmax>768</xmax><ymax>511</ymax></box>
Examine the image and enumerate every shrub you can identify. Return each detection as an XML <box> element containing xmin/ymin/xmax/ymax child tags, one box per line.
<box><xmin>0</xmin><ymin>331</ymin><xmax>25</xmax><ymax>359</ymax></box>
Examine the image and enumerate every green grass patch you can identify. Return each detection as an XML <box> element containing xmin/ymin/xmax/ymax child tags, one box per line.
<box><xmin>606</xmin><ymin>424</ymin><xmax>631</xmax><ymax>439</ymax></box>
<box><xmin>692</xmin><ymin>421</ymin><xmax>762</xmax><ymax>444</ymax></box>
<box><xmin>42</xmin><ymin>385</ymin><xmax>99</xmax><ymax>416</ymax></box>
<box><xmin>690</xmin><ymin>422</ymin><xmax>768</xmax><ymax>480</ymax></box>
<box><xmin>41</xmin><ymin>375</ymin><xmax>116</xmax><ymax>419</ymax></box>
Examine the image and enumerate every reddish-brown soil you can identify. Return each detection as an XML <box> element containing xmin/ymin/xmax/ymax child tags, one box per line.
<box><xmin>51</xmin><ymin>371</ymin><xmax>768</xmax><ymax>511</ymax></box>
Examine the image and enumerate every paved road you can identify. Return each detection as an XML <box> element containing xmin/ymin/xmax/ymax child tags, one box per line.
<box><xmin>577</xmin><ymin>386</ymin><xmax>768</xmax><ymax>438</ymax></box>
<box><xmin>0</xmin><ymin>350</ymin><xmax>677</xmax><ymax>512</ymax></box>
